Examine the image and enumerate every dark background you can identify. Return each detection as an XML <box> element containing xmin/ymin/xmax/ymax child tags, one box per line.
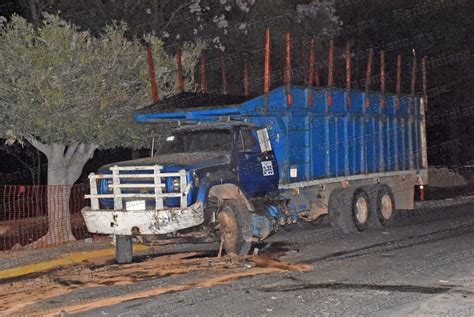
<box><xmin>0</xmin><ymin>0</ymin><xmax>472</xmax><ymax>184</ymax></box>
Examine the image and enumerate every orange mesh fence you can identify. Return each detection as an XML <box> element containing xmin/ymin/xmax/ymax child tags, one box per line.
<box><xmin>0</xmin><ymin>184</ymin><xmax>92</xmax><ymax>251</ymax></box>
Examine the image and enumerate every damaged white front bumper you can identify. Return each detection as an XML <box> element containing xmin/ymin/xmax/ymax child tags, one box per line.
<box><xmin>81</xmin><ymin>201</ymin><xmax>204</xmax><ymax>235</ymax></box>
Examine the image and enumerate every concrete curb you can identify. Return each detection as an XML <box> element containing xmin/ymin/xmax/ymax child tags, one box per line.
<box><xmin>415</xmin><ymin>195</ymin><xmax>474</xmax><ymax>209</ymax></box>
<box><xmin>0</xmin><ymin>244</ymin><xmax>150</xmax><ymax>280</ymax></box>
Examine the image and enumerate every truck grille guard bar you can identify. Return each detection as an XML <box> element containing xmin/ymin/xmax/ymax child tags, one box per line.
<box><xmin>85</xmin><ymin>165</ymin><xmax>189</xmax><ymax>211</ymax></box>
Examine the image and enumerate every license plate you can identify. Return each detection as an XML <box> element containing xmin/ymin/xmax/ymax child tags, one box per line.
<box><xmin>125</xmin><ymin>200</ymin><xmax>146</xmax><ymax>211</ymax></box>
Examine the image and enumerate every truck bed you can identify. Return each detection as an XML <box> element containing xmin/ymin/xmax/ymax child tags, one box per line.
<box><xmin>136</xmin><ymin>86</ymin><xmax>428</xmax><ymax>185</ymax></box>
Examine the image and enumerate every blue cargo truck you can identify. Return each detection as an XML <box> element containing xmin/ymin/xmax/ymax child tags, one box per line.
<box><xmin>82</xmin><ymin>85</ymin><xmax>428</xmax><ymax>263</ymax></box>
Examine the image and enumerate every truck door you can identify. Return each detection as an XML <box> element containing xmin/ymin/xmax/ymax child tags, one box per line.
<box><xmin>234</xmin><ymin>127</ymin><xmax>279</xmax><ymax>195</ymax></box>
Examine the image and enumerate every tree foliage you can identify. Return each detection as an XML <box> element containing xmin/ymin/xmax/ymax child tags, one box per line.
<box><xmin>0</xmin><ymin>14</ymin><xmax>205</xmax><ymax>149</ymax></box>
<box><xmin>0</xmin><ymin>14</ymin><xmax>205</xmax><ymax>245</ymax></box>
<box><xmin>13</xmin><ymin>1</ymin><xmax>341</xmax><ymax>94</ymax></box>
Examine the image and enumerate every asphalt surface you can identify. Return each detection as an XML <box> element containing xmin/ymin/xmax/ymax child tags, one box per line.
<box><xmin>4</xmin><ymin>199</ymin><xmax>474</xmax><ymax>316</ymax></box>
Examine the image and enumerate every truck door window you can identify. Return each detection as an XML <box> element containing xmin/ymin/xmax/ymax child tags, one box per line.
<box><xmin>240</xmin><ymin>129</ymin><xmax>258</xmax><ymax>152</ymax></box>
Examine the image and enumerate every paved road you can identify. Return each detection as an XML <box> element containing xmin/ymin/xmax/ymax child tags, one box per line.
<box><xmin>6</xmin><ymin>200</ymin><xmax>474</xmax><ymax>316</ymax></box>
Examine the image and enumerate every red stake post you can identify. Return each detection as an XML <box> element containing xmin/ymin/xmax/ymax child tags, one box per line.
<box><xmin>328</xmin><ymin>39</ymin><xmax>334</xmax><ymax>88</ymax></box>
<box><xmin>264</xmin><ymin>28</ymin><xmax>271</xmax><ymax>94</ymax></box>
<box><xmin>396</xmin><ymin>54</ymin><xmax>402</xmax><ymax>109</ymax></box>
<box><xmin>327</xmin><ymin>39</ymin><xmax>334</xmax><ymax>107</ymax></box>
<box><xmin>307</xmin><ymin>37</ymin><xmax>315</xmax><ymax>85</ymax></box>
<box><xmin>422</xmin><ymin>56</ymin><xmax>428</xmax><ymax>110</ymax></box>
<box><xmin>365</xmin><ymin>48</ymin><xmax>373</xmax><ymax>108</ymax></box>
<box><xmin>200</xmin><ymin>51</ymin><xmax>207</xmax><ymax>94</ymax></box>
<box><xmin>176</xmin><ymin>50</ymin><xmax>185</xmax><ymax>93</ymax></box>
<box><xmin>380</xmin><ymin>50</ymin><xmax>385</xmax><ymax>108</ymax></box>
<box><xmin>307</xmin><ymin>37</ymin><xmax>315</xmax><ymax>107</ymax></box>
<box><xmin>243</xmin><ymin>61</ymin><xmax>249</xmax><ymax>97</ymax></box>
<box><xmin>146</xmin><ymin>45</ymin><xmax>159</xmax><ymax>102</ymax></box>
<box><xmin>285</xmin><ymin>32</ymin><xmax>292</xmax><ymax>106</ymax></box>
<box><xmin>411</xmin><ymin>50</ymin><xmax>417</xmax><ymax>96</ymax></box>
<box><xmin>345</xmin><ymin>42</ymin><xmax>351</xmax><ymax>109</ymax></box>
<box><xmin>284</xmin><ymin>32</ymin><xmax>291</xmax><ymax>84</ymax></box>
<box><xmin>220</xmin><ymin>54</ymin><xmax>227</xmax><ymax>95</ymax></box>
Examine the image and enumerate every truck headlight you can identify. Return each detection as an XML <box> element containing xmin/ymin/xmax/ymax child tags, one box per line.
<box><xmin>107</xmin><ymin>179</ymin><xmax>113</xmax><ymax>191</ymax></box>
<box><xmin>172</xmin><ymin>178</ymin><xmax>180</xmax><ymax>192</ymax></box>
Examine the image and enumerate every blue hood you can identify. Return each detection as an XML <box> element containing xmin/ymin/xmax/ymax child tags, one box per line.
<box><xmin>99</xmin><ymin>151</ymin><xmax>231</xmax><ymax>173</ymax></box>
<box><xmin>97</xmin><ymin>151</ymin><xmax>231</xmax><ymax>209</ymax></box>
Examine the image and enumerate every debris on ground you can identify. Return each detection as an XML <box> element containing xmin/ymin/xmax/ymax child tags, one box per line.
<box><xmin>0</xmin><ymin>251</ymin><xmax>312</xmax><ymax>316</ymax></box>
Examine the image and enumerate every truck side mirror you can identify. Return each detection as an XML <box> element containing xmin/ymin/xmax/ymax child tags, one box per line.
<box><xmin>257</xmin><ymin>129</ymin><xmax>272</xmax><ymax>153</ymax></box>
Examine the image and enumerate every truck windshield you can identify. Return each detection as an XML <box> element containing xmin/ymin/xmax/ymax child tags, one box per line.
<box><xmin>157</xmin><ymin>129</ymin><xmax>232</xmax><ymax>154</ymax></box>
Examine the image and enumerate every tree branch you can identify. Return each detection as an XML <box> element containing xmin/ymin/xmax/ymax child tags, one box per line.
<box><xmin>26</xmin><ymin>136</ymin><xmax>51</xmax><ymax>156</ymax></box>
<box><xmin>77</xmin><ymin>143</ymin><xmax>86</xmax><ymax>155</ymax></box>
<box><xmin>65</xmin><ymin>143</ymin><xmax>98</xmax><ymax>185</ymax></box>
<box><xmin>64</xmin><ymin>142</ymin><xmax>79</xmax><ymax>160</ymax></box>
<box><xmin>85</xmin><ymin>143</ymin><xmax>99</xmax><ymax>159</ymax></box>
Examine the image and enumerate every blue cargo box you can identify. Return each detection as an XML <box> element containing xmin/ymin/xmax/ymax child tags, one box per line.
<box><xmin>136</xmin><ymin>86</ymin><xmax>427</xmax><ymax>185</ymax></box>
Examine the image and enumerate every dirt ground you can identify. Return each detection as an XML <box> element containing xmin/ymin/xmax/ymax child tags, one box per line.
<box><xmin>0</xmin><ymin>250</ymin><xmax>311</xmax><ymax>316</ymax></box>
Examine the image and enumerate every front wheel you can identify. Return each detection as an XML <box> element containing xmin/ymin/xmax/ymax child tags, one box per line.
<box><xmin>217</xmin><ymin>199</ymin><xmax>252</xmax><ymax>255</ymax></box>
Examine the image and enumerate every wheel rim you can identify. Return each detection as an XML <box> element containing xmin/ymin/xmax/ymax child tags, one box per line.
<box><xmin>381</xmin><ymin>194</ymin><xmax>393</xmax><ymax>220</ymax></box>
<box><xmin>355</xmin><ymin>196</ymin><xmax>369</xmax><ymax>224</ymax></box>
<box><xmin>217</xmin><ymin>209</ymin><xmax>239</xmax><ymax>253</ymax></box>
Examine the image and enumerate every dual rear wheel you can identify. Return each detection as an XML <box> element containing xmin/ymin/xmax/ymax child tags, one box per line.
<box><xmin>329</xmin><ymin>184</ymin><xmax>395</xmax><ymax>233</ymax></box>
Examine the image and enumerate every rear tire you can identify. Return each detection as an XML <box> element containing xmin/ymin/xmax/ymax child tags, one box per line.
<box><xmin>351</xmin><ymin>188</ymin><xmax>370</xmax><ymax>232</ymax></box>
<box><xmin>115</xmin><ymin>235</ymin><xmax>133</xmax><ymax>264</ymax></box>
<box><xmin>217</xmin><ymin>199</ymin><xmax>252</xmax><ymax>255</ymax></box>
<box><xmin>329</xmin><ymin>187</ymin><xmax>370</xmax><ymax>233</ymax></box>
<box><xmin>328</xmin><ymin>188</ymin><xmax>357</xmax><ymax>234</ymax></box>
<box><xmin>364</xmin><ymin>184</ymin><xmax>396</xmax><ymax>228</ymax></box>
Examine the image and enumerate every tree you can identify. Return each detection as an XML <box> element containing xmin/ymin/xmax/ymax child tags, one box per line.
<box><xmin>0</xmin><ymin>14</ymin><xmax>204</xmax><ymax>246</ymax></box>
<box><xmin>14</xmin><ymin>1</ymin><xmax>341</xmax><ymax>93</ymax></box>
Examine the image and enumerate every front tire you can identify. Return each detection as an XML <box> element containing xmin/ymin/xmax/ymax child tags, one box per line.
<box><xmin>115</xmin><ymin>235</ymin><xmax>133</xmax><ymax>264</ymax></box>
<box><xmin>217</xmin><ymin>199</ymin><xmax>252</xmax><ymax>255</ymax></box>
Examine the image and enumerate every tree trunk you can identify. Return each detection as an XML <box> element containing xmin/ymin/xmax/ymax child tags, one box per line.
<box><xmin>26</xmin><ymin>138</ymin><xmax>98</xmax><ymax>248</ymax></box>
<box><xmin>45</xmin><ymin>151</ymin><xmax>75</xmax><ymax>244</ymax></box>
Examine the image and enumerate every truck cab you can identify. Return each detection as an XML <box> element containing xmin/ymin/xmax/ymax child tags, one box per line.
<box><xmin>82</xmin><ymin>122</ymin><xmax>280</xmax><ymax>263</ymax></box>
<box><xmin>160</xmin><ymin>123</ymin><xmax>279</xmax><ymax>197</ymax></box>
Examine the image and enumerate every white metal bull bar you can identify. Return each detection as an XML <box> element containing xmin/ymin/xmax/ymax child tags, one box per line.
<box><xmin>85</xmin><ymin>165</ymin><xmax>188</xmax><ymax>210</ymax></box>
